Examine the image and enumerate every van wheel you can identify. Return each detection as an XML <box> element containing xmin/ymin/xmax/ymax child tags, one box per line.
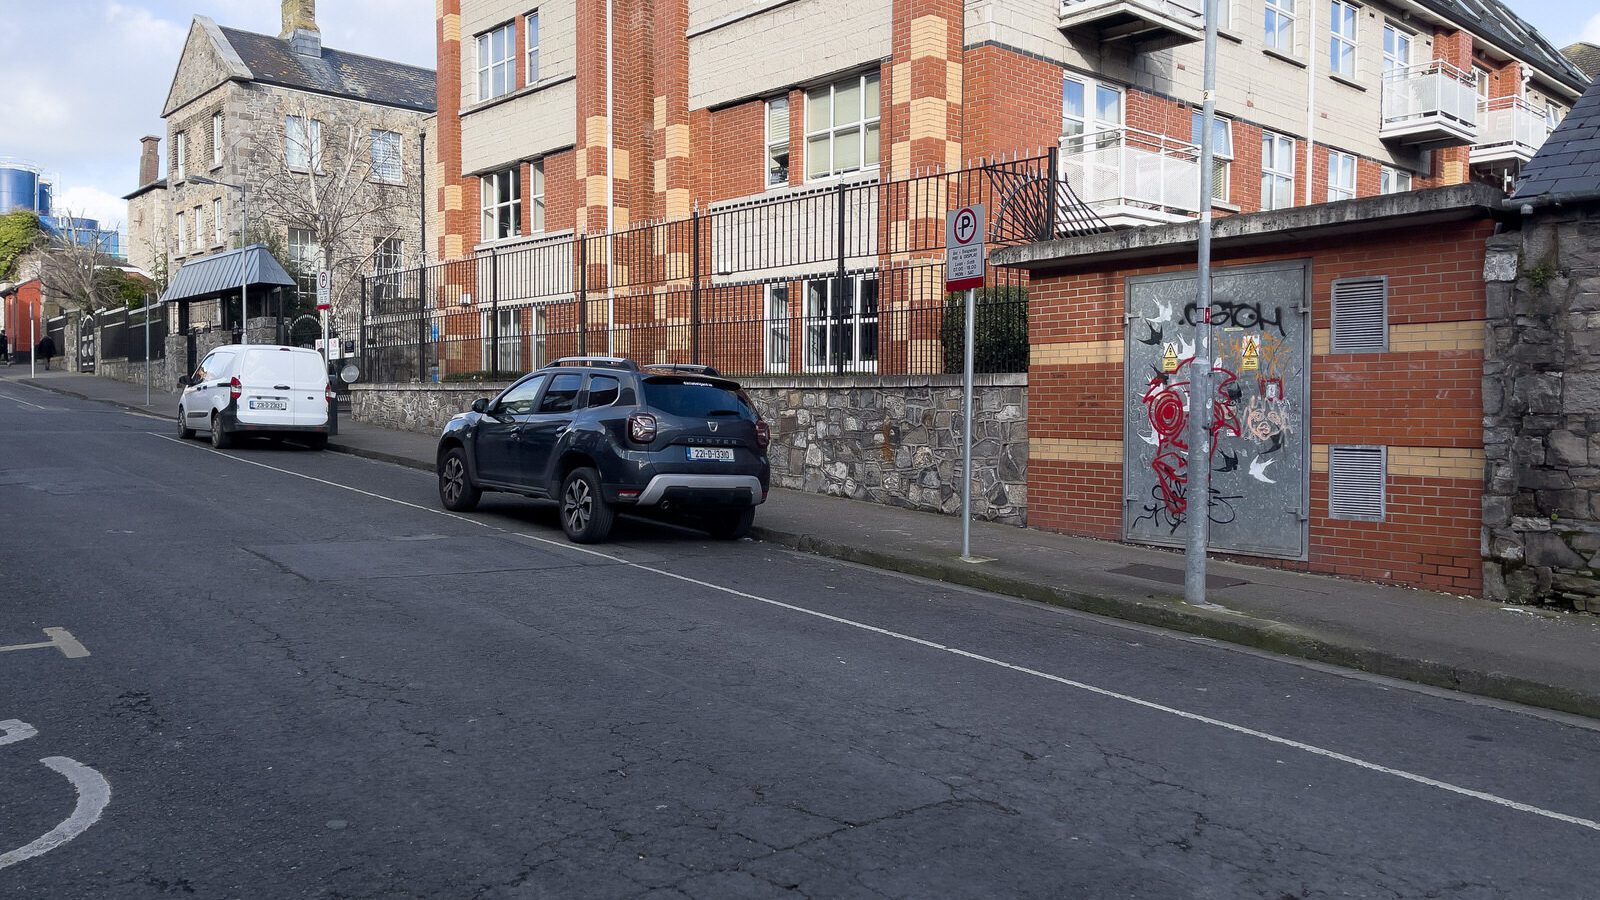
<box><xmin>438</xmin><ymin>447</ymin><xmax>481</xmax><ymax>512</ymax></box>
<box><xmin>210</xmin><ymin>413</ymin><xmax>233</xmax><ymax>449</ymax></box>
<box><xmin>560</xmin><ymin>468</ymin><xmax>615</xmax><ymax>543</ymax></box>
<box><xmin>705</xmin><ymin>507</ymin><xmax>755</xmax><ymax>540</ymax></box>
<box><xmin>177</xmin><ymin>406</ymin><xmax>195</xmax><ymax>440</ymax></box>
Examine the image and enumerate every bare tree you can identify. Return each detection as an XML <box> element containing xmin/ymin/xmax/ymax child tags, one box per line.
<box><xmin>34</xmin><ymin>211</ymin><xmax>124</xmax><ymax>314</ymax></box>
<box><xmin>253</xmin><ymin>98</ymin><xmax>411</xmax><ymax>325</ymax></box>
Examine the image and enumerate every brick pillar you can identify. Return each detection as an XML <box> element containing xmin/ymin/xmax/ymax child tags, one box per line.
<box><xmin>437</xmin><ymin>0</ymin><xmax>470</xmax><ymax>263</ymax></box>
<box><xmin>1432</xmin><ymin>27</ymin><xmax>1474</xmax><ymax>187</ymax></box>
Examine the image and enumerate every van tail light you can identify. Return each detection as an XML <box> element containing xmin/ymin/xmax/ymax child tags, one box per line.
<box><xmin>627</xmin><ymin>412</ymin><xmax>658</xmax><ymax>444</ymax></box>
<box><xmin>755</xmin><ymin>420</ymin><xmax>771</xmax><ymax>449</ymax></box>
<box><xmin>325</xmin><ymin>385</ymin><xmax>337</xmax><ymax>403</ymax></box>
<box><xmin>228</xmin><ymin>376</ymin><xmax>241</xmax><ymax>403</ymax></box>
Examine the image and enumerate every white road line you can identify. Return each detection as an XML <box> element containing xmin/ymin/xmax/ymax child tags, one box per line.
<box><xmin>0</xmin><ymin>757</ymin><xmax>113</xmax><ymax>870</ymax></box>
<box><xmin>0</xmin><ymin>391</ymin><xmax>50</xmax><ymax>410</ymax></box>
<box><xmin>143</xmin><ymin>431</ymin><xmax>1600</xmax><ymax>833</ymax></box>
<box><xmin>0</xmin><ymin>719</ymin><xmax>38</xmax><ymax>747</ymax></box>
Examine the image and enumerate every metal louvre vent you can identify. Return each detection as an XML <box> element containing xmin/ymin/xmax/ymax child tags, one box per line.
<box><xmin>1329</xmin><ymin>446</ymin><xmax>1386</xmax><ymax>521</ymax></box>
<box><xmin>1330</xmin><ymin>276</ymin><xmax>1388</xmax><ymax>353</ymax></box>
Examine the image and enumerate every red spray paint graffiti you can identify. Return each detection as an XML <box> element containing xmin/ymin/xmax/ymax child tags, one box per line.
<box><xmin>1137</xmin><ymin>357</ymin><xmax>1242</xmax><ymax>528</ymax></box>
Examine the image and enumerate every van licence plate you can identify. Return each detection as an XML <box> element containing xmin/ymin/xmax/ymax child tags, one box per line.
<box><xmin>687</xmin><ymin>447</ymin><xmax>734</xmax><ymax>462</ymax></box>
<box><xmin>249</xmin><ymin>399</ymin><xmax>288</xmax><ymax>410</ymax></box>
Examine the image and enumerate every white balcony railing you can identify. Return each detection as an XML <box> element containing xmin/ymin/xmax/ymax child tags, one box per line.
<box><xmin>1058</xmin><ymin>0</ymin><xmax>1203</xmax><ymax>48</ymax></box>
<box><xmin>1059</xmin><ymin>127</ymin><xmax>1201</xmax><ymax>227</ymax></box>
<box><xmin>1380</xmin><ymin>62</ymin><xmax>1478</xmax><ymax>146</ymax></box>
<box><xmin>1471</xmin><ymin>96</ymin><xmax>1551</xmax><ymax>165</ymax></box>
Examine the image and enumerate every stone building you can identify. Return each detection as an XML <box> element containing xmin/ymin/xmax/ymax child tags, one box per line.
<box><xmin>124</xmin><ymin>1</ymin><xmax>435</xmax><ymax>339</ymax></box>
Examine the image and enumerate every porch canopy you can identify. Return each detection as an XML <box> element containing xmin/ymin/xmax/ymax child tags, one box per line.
<box><xmin>161</xmin><ymin>243</ymin><xmax>297</xmax><ymax>334</ymax></box>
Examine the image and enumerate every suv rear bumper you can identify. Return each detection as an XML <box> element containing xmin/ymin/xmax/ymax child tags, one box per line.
<box><xmin>632</xmin><ymin>474</ymin><xmax>765</xmax><ymax>507</ymax></box>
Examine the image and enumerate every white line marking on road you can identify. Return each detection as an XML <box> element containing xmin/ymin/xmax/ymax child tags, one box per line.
<box><xmin>143</xmin><ymin>431</ymin><xmax>1600</xmax><ymax>833</ymax></box>
<box><xmin>0</xmin><ymin>757</ymin><xmax>112</xmax><ymax>870</ymax></box>
<box><xmin>0</xmin><ymin>628</ymin><xmax>90</xmax><ymax>658</ymax></box>
<box><xmin>0</xmin><ymin>720</ymin><xmax>38</xmax><ymax>747</ymax></box>
<box><xmin>0</xmin><ymin>391</ymin><xmax>51</xmax><ymax>410</ymax></box>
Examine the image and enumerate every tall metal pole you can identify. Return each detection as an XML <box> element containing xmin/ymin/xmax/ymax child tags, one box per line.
<box><xmin>1184</xmin><ymin>0</ymin><xmax>1221</xmax><ymax>605</ymax></box>
<box><xmin>144</xmin><ymin>297</ymin><xmax>152</xmax><ymax>406</ymax></box>
<box><xmin>240</xmin><ymin>187</ymin><xmax>250</xmax><ymax>346</ymax></box>
<box><xmin>961</xmin><ymin>287</ymin><xmax>976</xmax><ymax>560</ymax></box>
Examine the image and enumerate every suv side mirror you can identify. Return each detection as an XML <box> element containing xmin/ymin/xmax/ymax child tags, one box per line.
<box><xmin>471</xmin><ymin>398</ymin><xmax>489</xmax><ymax>414</ymax></box>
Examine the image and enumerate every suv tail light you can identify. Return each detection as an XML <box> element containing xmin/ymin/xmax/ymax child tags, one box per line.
<box><xmin>755</xmin><ymin>420</ymin><xmax>770</xmax><ymax>449</ymax></box>
<box><xmin>628</xmin><ymin>412</ymin><xmax>658</xmax><ymax>444</ymax></box>
<box><xmin>228</xmin><ymin>376</ymin><xmax>241</xmax><ymax>403</ymax></box>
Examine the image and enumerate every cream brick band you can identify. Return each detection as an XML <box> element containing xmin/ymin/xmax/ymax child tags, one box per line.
<box><xmin>1311</xmin><ymin>444</ymin><xmax>1482</xmax><ymax>479</ymax></box>
<box><xmin>1032</xmin><ymin>438</ymin><xmax>1122</xmax><ymax>464</ymax></box>
<box><xmin>909</xmin><ymin>15</ymin><xmax>948</xmax><ymax>61</ymax></box>
<box><xmin>1032</xmin><ymin>339</ymin><xmax>1124</xmax><ymax>366</ymax></box>
<box><xmin>1312</xmin><ymin>320</ymin><xmax>1484</xmax><ymax>355</ymax></box>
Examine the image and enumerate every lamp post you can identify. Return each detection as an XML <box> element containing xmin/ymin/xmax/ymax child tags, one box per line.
<box><xmin>187</xmin><ymin>175</ymin><xmax>249</xmax><ymax>345</ymax></box>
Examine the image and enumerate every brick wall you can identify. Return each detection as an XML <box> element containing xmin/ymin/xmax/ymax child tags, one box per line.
<box><xmin>1023</xmin><ymin>217</ymin><xmax>1492</xmax><ymax>592</ymax></box>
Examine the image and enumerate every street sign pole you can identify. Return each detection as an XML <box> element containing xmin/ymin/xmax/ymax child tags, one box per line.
<box><xmin>946</xmin><ymin>204</ymin><xmax>986</xmax><ymax>563</ymax></box>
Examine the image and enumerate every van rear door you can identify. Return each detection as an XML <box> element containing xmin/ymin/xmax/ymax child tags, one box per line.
<box><xmin>235</xmin><ymin>348</ymin><xmax>298</xmax><ymax>428</ymax></box>
<box><xmin>290</xmin><ymin>350</ymin><xmax>330</xmax><ymax>427</ymax></box>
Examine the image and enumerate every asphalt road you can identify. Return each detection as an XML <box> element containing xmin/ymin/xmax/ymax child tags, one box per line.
<box><xmin>1</xmin><ymin>381</ymin><xmax>1598</xmax><ymax>899</ymax></box>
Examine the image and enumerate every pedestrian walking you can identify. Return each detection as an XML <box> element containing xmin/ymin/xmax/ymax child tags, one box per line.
<box><xmin>0</xmin><ymin>328</ymin><xmax>9</xmax><ymax>365</ymax></box>
<box><xmin>37</xmin><ymin>334</ymin><xmax>56</xmax><ymax>371</ymax></box>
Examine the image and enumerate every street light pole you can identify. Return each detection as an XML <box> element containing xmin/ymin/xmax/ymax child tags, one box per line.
<box><xmin>1184</xmin><ymin>0</ymin><xmax>1221</xmax><ymax>606</ymax></box>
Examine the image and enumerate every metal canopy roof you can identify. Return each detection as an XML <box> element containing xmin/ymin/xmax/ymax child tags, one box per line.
<box><xmin>160</xmin><ymin>244</ymin><xmax>296</xmax><ymax>304</ymax></box>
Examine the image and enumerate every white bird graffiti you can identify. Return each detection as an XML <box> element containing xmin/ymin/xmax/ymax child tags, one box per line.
<box><xmin>1152</xmin><ymin>298</ymin><xmax>1173</xmax><ymax>323</ymax></box>
<box><xmin>1178</xmin><ymin>335</ymin><xmax>1195</xmax><ymax>361</ymax></box>
<box><xmin>1138</xmin><ymin>426</ymin><xmax>1158</xmax><ymax>446</ymax></box>
<box><xmin>1248</xmin><ymin>455</ymin><xmax>1277</xmax><ymax>484</ymax></box>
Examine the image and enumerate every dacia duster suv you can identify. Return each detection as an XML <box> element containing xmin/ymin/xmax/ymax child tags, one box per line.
<box><xmin>435</xmin><ymin>357</ymin><xmax>771</xmax><ymax>542</ymax></box>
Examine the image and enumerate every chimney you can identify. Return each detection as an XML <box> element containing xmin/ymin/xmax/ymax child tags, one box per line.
<box><xmin>280</xmin><ymin>0</ymin><xmax>321</xmax><ymax>58</ymax></box>
<box><xmin>139</xmin><ymin>136</ymin><xmax>161</xmax><ymax>186</ymax></box>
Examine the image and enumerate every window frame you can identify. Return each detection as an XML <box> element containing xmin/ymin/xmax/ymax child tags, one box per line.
<box><xmin>803</xmin><ymin>274</ymin><xmax>879</xmax><ymax>373</ymax></box>
<box><xmin>288</xmin><ymin>226</ymin><xmax>320</xmax><ymax>306</ymax></box>
<box><xmin>211</xmin><ymin>113</ymin><xmax>223</xmax><ymax>167</ymax></box>
<box><xmin>1261</xmin><ymin>131</ymin><xmax>1296</xmax><ymax>211</ymax></box>
<box><xmin>192</xmin><ymin>205</ymin><xmax>204</xmax><ymax>251</ymax></box>
<box><xmin>1191</xmin><ymin>110</ymin><xmax>1234</xmax><ymax>202</ymax></box>
<box><xmin>764</xmin><ymin>282</ymin><xmax>791</xmax><ymax>373</ymax></box>
<box><xmin>480</xmin><ymin>167</ymin><xmax>522</xmax><ymax>242</ymax></box>
<box><xmin>525</xmin><ymin>11</ymin><xmax>540</xmax><ymax>85</ymax></box>
<box><xmin>1327</xmin><ymin>150</ymin><xmax>1356</xmax><ymax>202</ymax></box>
<box><xmin>175</xmin><ymin>211</ymin><xmax>186</xmax><ymax>253</ymax></box>
<box><xmin>175</xmin><ymin>131</ymin><xmax>187</xmax><ymax>180</ymax></box>
<box><xmin>1062</xmin><ymin>74</ymin><xmax>1125</xmax><ymax>149</ymax></box>
<box><xmin>766</xmin><ymin>96</ymin><xmax>791</xmax><ymax>188</ymax></box>
<box><xmin>1381</xmin><ymin>21</ymin><xmax>1411</xmax><ymax>74</ymax></box>
<box><xmin>212</xmin><ymin>197</ymin><xmax>224</xmax><ymax>245</ymax></box>
<box><xmin>481</xmin><ymin>305</ymin><xmax>525</xmax><ymax>374</ymax></box>
<box><xmin>1379</xmin><ymin>165</ymin><xmax>1412</xmax><ymax>195</ymax></box>
<box><xmin>476</xmin><ymin>21</ymin><xmax>517</xmax><ymax>102</ymax></box>
<box><xmin>1265</xmin><ymin>0</ymin><xmax>1296</xmax><ymax>53</ymax></box>
<box><xmin>803</xmin><ymin>72</ymin><xmax>881</xmax><ymax>182</ymax></box>
<box><xmin>529</xmin><ymin>160</ymin><xmax>545</xmax><ymax>233</ymax></box>
<box><xmin>285</xmin><ymin>115</ymin><xmax>322</xmax><ymax>172</ymax></box>
<box><xmin>1329</xmin><ymin>0</ymin><xmax>1358</xmax><ymax>77</ymax></box>
<box><xmin>370</xmin><ymin>129</ymin><xmax>403</xmax><ymax>185</ymax></box>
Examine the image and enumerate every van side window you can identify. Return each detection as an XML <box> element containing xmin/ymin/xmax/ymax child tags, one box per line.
<box><xmin>586</xmin><ymin>375</ymin><xmax>620</xmax><ymax>407</ymax></box>
<box><xmin>539</xmin><ymin>374</ymin><xmax>583</xmax><ymax>413</ymax></box>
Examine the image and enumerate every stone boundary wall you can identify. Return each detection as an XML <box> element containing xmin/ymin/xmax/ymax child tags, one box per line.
<box><xmin>1482</xmin><ymin>208</ymin><xmax>1600</xmax><ymax>612</ymax></box>
<box><xmin>350</xmin><ymin>374</ymin><xmax>1030</xmax><ymax>524</ymax></box>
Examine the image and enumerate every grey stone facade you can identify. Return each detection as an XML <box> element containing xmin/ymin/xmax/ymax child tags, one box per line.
<box><xmin>1482</xmin><ymin>206</ymin><xmax>1600</xmax><ymax>611</ymax></box>
<box><xmin>349</xmin><ymin>374</ymin><xmax>1030</xmax><ymax>523</ymax></box>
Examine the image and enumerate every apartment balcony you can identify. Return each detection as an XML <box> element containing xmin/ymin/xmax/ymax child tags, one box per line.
<box><xmin>1380</xmin><ymin>62</ymin><xmax>1478</xmax><ymax>147</ymax></box>
<box><xmin>1470</xmin><ymin>96</ymin><xmax>1550</xmax><ymax>167</ymax></box>
<box><xmin>1057</xmin><ymin>0</ymin><xmax>1203</xmax><ymax>51</ymax></box>
<box><xmin>1059</xmin><ymin>128</ymin><xmax>1201</xmax><ymax>228</ymax></box>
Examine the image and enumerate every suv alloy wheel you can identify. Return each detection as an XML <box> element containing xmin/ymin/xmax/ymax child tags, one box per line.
<box><xmin>560</xmin><ymin>467</ymin><xmax>615</xmax><ymax>543</ymax></box>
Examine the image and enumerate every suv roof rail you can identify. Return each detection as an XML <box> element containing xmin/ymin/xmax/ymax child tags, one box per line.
<box><xmin>542</xmin><ymin>356</ymin><xmax>640</xmax><ymax>371</ymax></box>
<box><xmin>644</xmin><ymin>363</ymin><xmax>722</xmax><ymax>377</ymax></box>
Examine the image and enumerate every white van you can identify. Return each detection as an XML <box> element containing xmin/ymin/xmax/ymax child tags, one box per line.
<box><xmin>177</xmin><ymin>345</ymin><xmax>332</xmax><ymax>449</ymax></box>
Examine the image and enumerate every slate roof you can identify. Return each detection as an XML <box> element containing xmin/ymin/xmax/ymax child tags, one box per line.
<box><xmin>1409</xmin><ymin>0</ymin><xmax>1589</xmax><ymax>95</ymax></box>
<box><xmin>122</xmin><ymin>178</ymin><xmax>167</xmax><ymax>201</ymax></box>
<box><xmin>1511</xmin><ymin>73</ymin><xmax>1600</xmax><ymax>200</ymax></box>
<box><xmin>1566</xmin><ymin>43</ymin><xmax>1600</xmax><ymax>80</ymax></box>
<box><xmin>218</xmin><ymin>26</ymin><xmax>435</xmax><ymax>114</ymax></box>
<box><xmin>161</xmin><ymin>245</ymin><xmax>296</xmax><ymax>305</ymax></box>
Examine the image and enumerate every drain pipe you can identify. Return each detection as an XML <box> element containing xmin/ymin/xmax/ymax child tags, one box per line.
<box><xmin>1305</xmin><ymin>1</ymin><xmax>1317</xmax><ymax>206</ymax></box>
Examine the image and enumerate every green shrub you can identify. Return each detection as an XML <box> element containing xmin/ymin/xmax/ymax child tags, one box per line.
<box><xmin>941</xmin><ymin>285</ymin><xmax>1028</xmax><ymax>374</ymax></box>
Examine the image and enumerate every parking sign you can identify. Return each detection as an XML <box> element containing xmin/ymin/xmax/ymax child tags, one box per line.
<box><xmin>316</xmin><ymin>269</ymin><xmax>331</xmax><ymax>310</ymax></box>
<box><xmin>945</xmin><ymin>205</ymin><xmax>986</xmax><ymax>291</ymax></box>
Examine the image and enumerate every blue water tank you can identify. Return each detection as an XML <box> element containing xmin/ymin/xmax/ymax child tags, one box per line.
<box><xmin>0</xmin><ymin>165</ymin><xmax>42</xmax><ymax>216</ymax></box>
<box><xmin>35</xmin><ymin>180</ymin><xmax>51</xmax><ymax>217</ymax></box>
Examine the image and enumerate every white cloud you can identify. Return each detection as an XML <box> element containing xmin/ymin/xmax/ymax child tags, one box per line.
<box><xmin>1583</xmin><ymin>12</ymin><xmax>1600</xmax><ymax>43</ymax></box>
<box><xmin>53</xmin><ymin>186</ymin><xmax>129</xmax><ymax>231</ymax></box>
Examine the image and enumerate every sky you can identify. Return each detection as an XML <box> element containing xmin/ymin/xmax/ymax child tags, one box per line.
<box><xmin>0</xmin><ymin>0</ymin><xmax>1591</xmax><ymax>239</ymax></box>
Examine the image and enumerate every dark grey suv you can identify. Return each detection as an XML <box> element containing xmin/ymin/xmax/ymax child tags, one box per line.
<box><xmin>435</xmin><ymin>357</ymin><xmax>771</xmax><ymax>542</ymax></box>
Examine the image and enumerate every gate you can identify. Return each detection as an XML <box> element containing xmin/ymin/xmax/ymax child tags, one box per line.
<box><xmin>78</xmin><ymin>314</ymin><xmax>96</xmax><ymax>372</ymax></box>
<box><xmin>1122</xmin><ymin>261</ymin><xmax>1311</xmax><ymax>559</ymax></box>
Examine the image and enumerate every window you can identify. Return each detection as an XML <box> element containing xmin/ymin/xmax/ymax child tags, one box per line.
<box><xmin>285</xmin><ymin>116</ymin><xmax>322</xmax><ymax>171</ymax></box>
<box><xmin>1474</xmin><ymin>66</ymin><xmax>1490</xmax><ymax>103</ymax></box>
<box><xmin>1062</xmin><ymin>75</ymin><xmax>1123</xmax><ymax>150</ymax></box>
<box><xmin>1545</xmin><ymin>105</ymin><xmax>1564</xmax><ymax>130</ymax></box>
<box><xmin>766</xmin><ymin>97</ymin><xmax>791</xmax><ymax>187</ymax></box>
<box><xmin>765</xmin><ymin>283</ymin><xmax>790</xmax><ymax>372</ymax></box>
<box><xmin>1265</xmin><ymin>0</ymin><xmax>1295</xmax><ymax>52</ymax></box>
<box><xmin>1382</xmin><ymin>23</ymin><xmax>1411</xmax><ymax>74</ymax></box>
<box><xmin>1329</xmin><ymin>446</ymin><xmax>1386</xmax><ymax>521</ymax></box>
<box><xmin>482</xmin><ymin>306</ymin><xmax>523</xmax><ymax>373</ymax></box>
<box><xmin>1331</xmin><ymin>275</ymin><xmax>1388</xmax><ymax>352</ymax></box>
<box><xmin>1261</xmin><ymin>132</ymin><xmax>1295</xmax><ymax>210</ymax></box>
<box><xmin>1327</xmin><ymin>150</ymin><xmax>1356</xmax><ymax>201</ymax></box>
<box><xmin>175</xmin><ymin>131</ymin><xmax>187</xmax><ymax>180</ymax></box>
<box><xmin>175</xmin><ymin>211</ymin><xmax>186</xmax><ymax>253</ymax></box>
<box><xmin>481</xmin><ymin>168</ymin><xmax>521</xmax><ymax>240</ymax></box>
<box><xmin>476</xmin><ymin>21</ymin><xmax>516</xmax><ymax>101</ymax></box>
<box><xmin>193</xmin><ymin>206</ymin><xmax>204</xmax><ymax>251</ymax></box>
<box><xmin>375</xmin><ymin>237</ymin><xmax>403</xmax><ymax>273</ymax></box>
<box><xmin>494</xmin><ymin>374</ymin><xmax>547</xmax><ymax>415</ymax></box>
<box><xmin>371</xmin><ymin>130</ymin><xmax>402</xmax><ymax>184</ymax></box>
<box><xmin>586</xmin><ymin>375</ymin><xmax>620</xmax><ymax>407</ymax></box>
<box><xmin>539</xmin><ymin>373</ymin><xmax>583</xmax><ymax>413</ymax></box>
<box><xmin>211</xmin><ymin>113</ymin><xmax>223</xmax><ymax>166</ymax></box>
<box><xmin>525</xmin><ymin>11</ymin><xmax>540</xmax><ymax>83</ymax></box>
<box><xmin>804</xmin><ymin>275</ymin><xmax>878</xmax><ymax>371</ymax></box>
<box><xmin>529</xmin><ymin>160</ymin><xmax>545</xmax><ymax>233</ymax></box>
<box><xmin>804</xmin><ymin>72</ymin><xmax>880</xmax><ymax>180</ymax></box>
<box><xmin>1191</xmin><ymin>111</ymin><xmax>1233</xmax><ymax>201</ymax></box>
<box><xmin>1379</xmin><ymin>165</ymin><xmax>1411</xmax><ymax>194</ymax></box>
<box><xmin>1206</xmin><ymin>0</ymin><xmax>1231</xmax><ymax>30</ymax></box>
<box><xmin>212</xmin><ymin>198</ymin><xmax>224</xmax><ymax>245</ymax></box>
<box><xmin>1329</xmin><ymin>0</ymin><xmax>1357</xmax><ymax>77</ymax></box>
<box><xmin>373</xmin><ymin>237</ymin><xmax>404</xmax><ymax>311</ymax></box>
<box><xmin>288</xmin><ymin>227</ymin><xmax>319</xmax><ymax>306</ymax></box>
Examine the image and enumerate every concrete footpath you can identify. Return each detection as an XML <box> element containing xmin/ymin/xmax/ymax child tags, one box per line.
<box><xmin>12</xmin><ymin>367</ymin><xmax>1600</xmax><ymax>721</ymax></box>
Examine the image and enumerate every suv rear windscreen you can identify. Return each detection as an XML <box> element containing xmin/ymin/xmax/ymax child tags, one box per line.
<box><xmin>641</xmin><ymin>378</ymin><xmax>755</xmax><ymax>420</ymax></box>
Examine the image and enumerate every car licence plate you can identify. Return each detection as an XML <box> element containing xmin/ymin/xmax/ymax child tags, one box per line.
<box><xmin>249</xmin><ymin>399</ymin><xmax>288</xmax><ymax>410</ymax></box>
<box><xmin>687</xmin><ymin>447</ymin><xmax>734</xmax><ymax>462</ymax></box>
